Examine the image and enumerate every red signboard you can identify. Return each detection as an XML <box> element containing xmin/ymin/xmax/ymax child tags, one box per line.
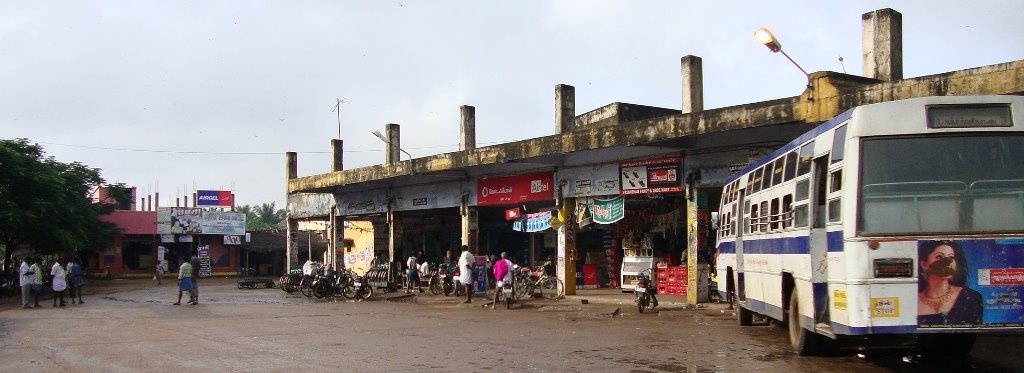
<box><xmin>477</xmin><ymin>172</ymin><xmax>553</xmax><ymax>206</ymax></box>
<box><xmin>505</xmin><ymin>208</ymin><xmax>521</xmax><ymax>220</ymax></box>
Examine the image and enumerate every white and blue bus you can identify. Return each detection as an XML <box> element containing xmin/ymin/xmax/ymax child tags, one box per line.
<box><xmin>715</xmin><ymin>95</ymin><xmax>1024</xmax><ymax>355</ymax></box>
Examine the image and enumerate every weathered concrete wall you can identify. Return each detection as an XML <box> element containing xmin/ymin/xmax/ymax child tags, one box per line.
<box><xmin>289</xmin><ymin>59</ymin><xmax>1024</xmax><ymax>195</ymax></box>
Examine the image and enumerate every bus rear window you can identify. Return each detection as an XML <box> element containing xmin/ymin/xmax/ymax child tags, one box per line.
<box><xmin>859</xmin><ymin>134</ymin><xmax>1024</xmax><ymax>235</ymax></box>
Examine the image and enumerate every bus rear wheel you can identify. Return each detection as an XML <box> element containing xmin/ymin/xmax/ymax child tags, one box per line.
<box><xmin>788</xmin><ymin>289</ymin><xmax>835</xmax><ymax>356</ymax></box>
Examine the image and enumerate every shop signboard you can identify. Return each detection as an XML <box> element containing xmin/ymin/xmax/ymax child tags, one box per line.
<box><xmin>201</xmin><ymin>211</ymin><xmax>246</xmax><ymax>236</ymax></box>
<box><xmin>557</xmin><ymin>164</ymin><xmax>620</xmax><ymax>197</ymax></box>
<box><xmin>288</xmin><ymin>193</ymin><xmax>335</xmax><ymax>219</ymax></box>
<box><xmin>477</xmin><ymin>172</ymin><xmax>553</xmax><ymax>206</ymax></box>
<box><xmin>337</xmin><ymin>189</ymin><xmax>388</xmax><ymax>216</ymax></box>
<box><xmin>591</xmin><ymin>196</ymin><xmax>625</xmax><ymax>224</ymax></box>
<box><xmin>619</xmin><ymin>157</ymin><xmax>682</xmax><ymax>195</ymax></box>
<box><xmin>918</xmin><ymin>239</ymin><xmax>1024</xmax><ymax>328</ymax></box>
<box><xmin>513</xmin><ymin>211</ymin><xmax>552</xmax><ymax>232</ymax></box>
<box><xmin>197</xmin><ymin>245</ymin><xmax>211</xmax><ymax>278</ymax></box>
<box><xmin>196</xmin><ymin>190</ymin><xmax>233</xmax><ymax>207</ymax></box>
<box><xmin>170</xmin><ymin>207</ymin><xmax>203</xmax><ymax>234</ymax></box>
<box><xmin>392</xmin><ymin>181</ymin><xmax>470</xmax><ymax>211</ymax></box>
<box><xmin>224</xmin><ymin>235</ymin><xmax>242</xmax><ymax>245</ymax></box>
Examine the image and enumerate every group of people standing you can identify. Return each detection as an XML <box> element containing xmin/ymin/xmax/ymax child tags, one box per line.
<box><xmin>18</xmin><ymin>256</ymin><xmax>85</xmax><ymax>309</ymax></box>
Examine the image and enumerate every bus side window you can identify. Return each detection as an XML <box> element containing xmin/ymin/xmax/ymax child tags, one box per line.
<box><xmin>749</xmin><ymin>203</ymin><xmax>758</xmax><ymax>234</ymax></box>
<box><xmin>782</xmin><ymin>194</ymin><xmax>793</xmax><ymax>229</ymax></box>
<box><xmin>828</xmin><ymin>198</ymin><xmax>842</xmax><ymax>223</ymax></box>
<box><xmin>797</xmin><ymin>141</ymin><xmax>814</xmax><ymax>176</ymax></box>
<box><xmin>771</xmin><ymin>159</ymin><xmax>784</xmax><ymax>187</ymax></box>
<box><xmin>796</xmin><ymin>179</ymin><xmax>810</xmax><ymax>201</ymax></box>
<box><xmin>760</xmin><ymin>201</ymin><xmax>769</xmax><ymax>232</ymax></box>
<box><xmin>831</xmin><ymin>124</ymin><xmax>848</xmax><ymax>164</ymax></box>
<box><xmin>783</xmin><ymin>151</ymin><xmax>797</xmax><ymax>182</ymax></box>
<box><xmin>770</xmin><ymin>198</ymin><xmax>780</xmax><ymax>230</ymax></box>
<box><xmin>829</xmin><ymin>169</ymin><xmax>842</xmax><ymax>193</ymax></box>
<box><xmin>794</xmin><ymin>204</ymin><xmax>809</xmax><ymax>227</ymax></box>
<box><xmin>753</xmin><ymin>168</ymin><xmax>764</xmax><ymax>192</ymax></box>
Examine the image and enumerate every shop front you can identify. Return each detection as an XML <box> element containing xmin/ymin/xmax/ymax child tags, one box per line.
<box><xmin>563</xmin><ymin>156</ymin><xmax>690</xmax><ymax>293</ymax></box>
<box><xmin>475</xmin><ymin>171</ymin><xmax>555</xmax><ymax>269</ymax></box>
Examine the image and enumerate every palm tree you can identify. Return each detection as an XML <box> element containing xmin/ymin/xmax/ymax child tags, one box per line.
<box><xmin>236</xmin><ymin>202</ymin><xmax>285</xmax><ymax>231</ymax></box>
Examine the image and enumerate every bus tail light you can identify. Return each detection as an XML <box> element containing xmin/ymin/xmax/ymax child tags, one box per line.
<box><xmin>874</xmin><ymin>258</ymin><xmax>914</xmax><ymax>278</ymax></box>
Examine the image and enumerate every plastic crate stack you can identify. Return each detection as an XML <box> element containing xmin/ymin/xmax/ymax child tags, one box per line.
<box><xmin>655</xmin><ymin>266</ymin><xmax>687</xmax><ymax>296</ymax></box>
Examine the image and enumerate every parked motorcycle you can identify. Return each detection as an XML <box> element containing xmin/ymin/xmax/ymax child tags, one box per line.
<box><xmin>635</xmin><ymin>269</ymin><xmax>653</xmax><ymax>313</ymax></box>
<box><xmin>342</xmin><ymin>273</ymin><xmax>373</xmax><ymax>300</ymax></box>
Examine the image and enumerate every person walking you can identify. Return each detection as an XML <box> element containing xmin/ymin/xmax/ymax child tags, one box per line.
<box><xmin>458</xmin><ymin>245</ymin><xmax>475</xmax><ymax>303</ymax></box>
<box><xmin>30</xmin><ymin>257</ymin><xmax>44</xmax><ymax>308</ymax></box>
<box><xmin>189</xmin><ymin>254</ymin><xmax>201</xmax><ymax>305</ymax></box>
<box><xmin>50</xmin><ymin>259</ymin><xmax>67</xmax><ymax>307</ymax></box>
<box><xmin>19</xmin><ymin>257</ymin><xmax>34</xmax><ymax>309</ymax></box>
<box><xmin>490</xmin><ymin>252</ymin><xmax>514</xmax><ymax>309</ymax></box>
<box><xmin>154</xmin><ymin>260</ymin><xmax>164</xmax><ymax>285</ymax></box>
<box><xmin>406</xmin><ymin>252</ymin><xmax>422</xmax><ymax>293</ymax></box>
<box><xmin>68</xmin><ymin>258</ymin><xmax>84</xmax><ymax>304</ymax></box>
<box><xmin>174</xmin><ymin>258</ymin><xmax>193</xmax><ymax>305</ymax></box>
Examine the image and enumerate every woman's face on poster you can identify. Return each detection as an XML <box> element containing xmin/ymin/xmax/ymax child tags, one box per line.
<box><xmin>922</xmin><ymin>244</ymin><xmax>957</xmax><ymax>278</ymax></box>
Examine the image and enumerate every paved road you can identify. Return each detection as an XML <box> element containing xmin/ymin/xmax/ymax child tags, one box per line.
<box><xmin>1</xmin><ymin>278</ymin><xmax>1021</xmax><ymax>372</ymax></box>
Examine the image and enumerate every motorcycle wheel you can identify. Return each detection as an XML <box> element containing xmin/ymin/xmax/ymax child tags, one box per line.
<box><xmin>313</xmin><ymin>282</ymin><xmax>328</xmax><ymax>298</ymax></box>
<box><xmin>506</xmin><ymin>292</ymin><xmax>513</xmax><ymax>309</ymax></box>
<box><xmin>443</xmin><ymin>280</ymin><xmax>454</xmax><ymax>296</ymax></box>
<box><xmin>454</xmin><ymin>283</ymin><xmax>464</xmax><ymax>297</ymax></box>
<box><xmin>357</xmin><ymin>284</ymin><xmax>373</xmax><ymax>300</ymax></box>
<box><xmin>429</xmin><ymin>276</ymin><xmax>443</xmax><ymax>295</ymax></box>
<box><xmin>341</xmin><ymin>284</ymin><xmax>356</xmax><ymax>299</ymax></box>
<box><xmin>638</xmin><ymin>294</ymin><xmax>649</xmax><ymax>313</ymax></box>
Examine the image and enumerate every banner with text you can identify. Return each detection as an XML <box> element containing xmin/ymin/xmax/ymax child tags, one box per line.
<box><xmin>619</xmin><ymin>157</ymin><xmax>682</xmax><ymax>195</ymax></box>
<box><xmin>196</xmin><ymin>190</ymin><xmax>233</xmax><ymax>207</ymax></box>
<box><xmin>477</xmin><ymin>172</ymin><xmax>553</xmax><ymax>206</ymax></box>
<box><xmin>591</xmin><ymin>196</ymin><xmax>625</xmax><ymax>224</ymax></box>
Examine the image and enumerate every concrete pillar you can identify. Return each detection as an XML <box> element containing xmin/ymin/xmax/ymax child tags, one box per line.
<box><xmin>331</xmin><ymin>139</ymin><xmax>344</xmax><ymax>172</ymax></box>
<box><xmin>175</xmin><ymin>197</ymin><xmax>180</xmax><ymax>208</ymax></box>
<box><xmin>147</xmin><ymin>195</ymin><xmax>152</xmax><ymax>211</ymax></box>
<box><xmin>461</xmin><ymin>195</ymin><xmax>478</xmax><ymax>254</ymax></box>
<box><xmin>154</xmin><ymin>192</ymin><xmax>159</xmax><ymax>209</ymax></box>
<box><xmin>557</xmin><ymin>198</ymin><xmax>577</xmax><ymax>296</ymax></box>
<box><xmin>384</xmin><ymin>123</ymin><xmax>401</xmax><ymax>164</ymax></box>
<box><xmin>862</xmin><ymin>8</ymin><xmax>903</xmax><ymax>81</ymax></box>
<box><xmin>192</xmin><ymin>193</ymin><xmax>196</xmax><ymax>208</ymax></box>
<box><xmin>286</xmin><ymin>151</ymin><xmax>298</xmax><ymax>271</ymax></box>
<box><xmin>460</xmin><ymin>105</ymin><xmax>476</xmax><ymax>151</ymax></box>
<box><xmin>686</xmin><ymin>192</ymin><xmax>700</xmax><ymax>306</ymax></box>
<box><xmin>555</xmin><ymin>84</ymin><xmax>575</xmax><ymax>135</ymax></box>
<box><xmin>681</xmin><ymin>55</ymin><xmax>704</xmax><ymax>114</ymax></box>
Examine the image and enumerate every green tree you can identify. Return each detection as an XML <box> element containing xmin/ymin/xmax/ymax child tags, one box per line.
<box><xmin>237</xmin><ymin>202</ymin><xmax>286</xmax><ymax>231</ymax></box>
<box><xmin>0</xmin><ymin>138</ymin><xmax>127</xmax><ymax>273</ymax></box>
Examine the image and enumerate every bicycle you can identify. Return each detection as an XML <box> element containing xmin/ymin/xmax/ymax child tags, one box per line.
<box><xmin>513</xmin><ymin>264</ymin><xmax>564</xmax><ymax>300</ymax></box>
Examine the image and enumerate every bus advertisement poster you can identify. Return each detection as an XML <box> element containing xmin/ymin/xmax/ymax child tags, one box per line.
<box><xmin>918</xmin><ymin>239</ymin><xmax>1024</xmax><ymax>328</ymax></box>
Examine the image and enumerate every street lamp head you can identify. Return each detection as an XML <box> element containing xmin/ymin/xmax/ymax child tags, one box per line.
<box><xmin>754</xmin><ymin>28</ymin><xmax>782</xmax><ymax>53</ymax></box>
<box><xmin>371</xmin><ymin>130</ymin><xmax>387</xmax><ymax>142</ymax></box>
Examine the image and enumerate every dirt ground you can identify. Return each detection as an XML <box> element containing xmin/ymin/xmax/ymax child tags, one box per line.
<box><xmin>1</xmin><ymin>278</ymin><xmax>1022</xmax><ymax>372</ymax></box>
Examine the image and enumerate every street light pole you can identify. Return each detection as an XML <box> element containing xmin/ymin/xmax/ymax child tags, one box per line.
<box><xmin>754</xmin><ymin>28</ymin><xmax>813</xmax><ymax>100</ymax></box>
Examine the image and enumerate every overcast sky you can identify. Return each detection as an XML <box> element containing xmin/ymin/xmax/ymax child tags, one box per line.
<box><xmin>3</xmin><ymin>1</ymin><xmax>1022</xmax><ymax>208</ymax></box>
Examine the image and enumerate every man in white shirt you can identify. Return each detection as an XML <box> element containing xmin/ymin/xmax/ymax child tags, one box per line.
<box><xmin>19</xmin><ymin>257</ymin><xmax>35</xmax><ymax>309</ymax></box>
<box><xmin>458</xmin><ymin>245</ymin><xmax>475</xmax><ymax>303</ymax></box>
